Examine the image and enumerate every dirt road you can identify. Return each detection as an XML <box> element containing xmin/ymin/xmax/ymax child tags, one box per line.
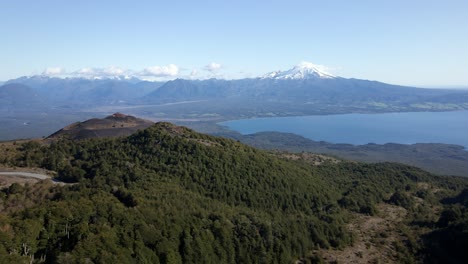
<box><xmin>0</xmin><ymin>171</ymin><xmax>50</xmax><ymax>180</ymax></box>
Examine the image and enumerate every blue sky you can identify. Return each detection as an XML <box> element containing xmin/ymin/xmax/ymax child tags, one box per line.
<box><xmin>1</xmin><ymin>0</ymin><xmax>467</xmax><ymax>87</ymax></box>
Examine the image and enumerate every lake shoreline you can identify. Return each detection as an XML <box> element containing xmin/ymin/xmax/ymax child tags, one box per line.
<box><xmin>220</xmin><ymin>110</ymin><xmax>468</xmax><ymax>149</ymax></box>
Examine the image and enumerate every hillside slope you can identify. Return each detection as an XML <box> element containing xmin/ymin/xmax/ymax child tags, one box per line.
<box><xmin>229</xmin><ymin>131</ymin><xmax>468</xmax><ymax>177</ymax></box>
<box><xmin>0</xmin><ymin>123</ymin><xmax>467</xmax><ymax>263</ymax></box>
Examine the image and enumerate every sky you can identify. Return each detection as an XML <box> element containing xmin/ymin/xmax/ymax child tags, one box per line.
<box><xmin>0</xmin><ymin>0</ymin><xmax>467</xmax><ymax>87</ymax></box>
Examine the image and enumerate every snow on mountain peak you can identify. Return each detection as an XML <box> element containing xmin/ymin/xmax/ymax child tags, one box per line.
<box><xmin>262</xmin><ymin>62</ymin><xmax>336</xmax><ymax>80</ymax></box>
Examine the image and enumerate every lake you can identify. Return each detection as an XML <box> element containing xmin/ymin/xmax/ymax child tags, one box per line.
<box><xmin>220</xmin><ymin>111</ymin><xmax>468</xmax><ymax>148</ymax></box>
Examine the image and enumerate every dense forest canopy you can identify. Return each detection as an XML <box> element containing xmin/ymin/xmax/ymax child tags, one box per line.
<box><xmin>0</xmin><ymin>122</ymin><xmax>467</xmax><ymax>263</ymax></box>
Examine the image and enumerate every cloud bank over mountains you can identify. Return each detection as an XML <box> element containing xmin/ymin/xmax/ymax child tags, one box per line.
<box><xmin>41</xmin><ymin>65</ymin><xmax>180</xmax><ymax>80</ymax></box>
<box><xmin>42</xmin><ymin>67</ymin><xmax>66</xmax><ymax>76</ymax></box>
<box><xmin>37</xmin><ymin>61</ymin><xmax>336</xmax><ymax>81</ymax></box>
<box><xmin>39</xmin><ymin>61</ymin><xmax>230</xmax><ymax>81</ymax></box>
<box><xmin>141</xmin><ymin>64</ymin><xmax>180</xmax><ymax>78</ymax></box>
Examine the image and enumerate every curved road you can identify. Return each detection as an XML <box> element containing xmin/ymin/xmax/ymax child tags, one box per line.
<box><xmin>0</xmin><ymin>171</ymin><xmax>71</xmax><ymax>186</ymax></box>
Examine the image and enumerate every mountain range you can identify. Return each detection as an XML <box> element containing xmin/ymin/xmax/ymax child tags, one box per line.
<box><xmin>2</xmin><ymin>63</ymin><xmax>468</xmax><ymax>112</ymax></box>
<box><xmin>4</xmin><ymin>76</ymin><xmax>164</xmax><ymax>106</ymax></box>
<box><xmin>1</xmin><ymin>63</ymin><xmax>468</xmax><ymax>141</ymax></box>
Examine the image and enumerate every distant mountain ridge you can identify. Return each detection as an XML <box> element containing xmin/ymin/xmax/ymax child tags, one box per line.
<box><xmin>4</xmin><ymin>64</ymin><xmax>468</xmax><ymax>107</ymax></box>
<box><xmin>0</xmin><ymin>83</ymin><xmax>48</xmax><ymax>112</ymax></box>
<box><xmin>142</xmin><ymin>76</ymin><xmax>467</xmax><ymax>107</ymax></box>
<box><xmin>4</xmin><ymin>76</ymin><xmax>164</xmax><ymax>106</ymax></box>
<box><xmin>1</xmin><ymin>63</ymin><xmax>468</xmax><ymax>128</ymax></box>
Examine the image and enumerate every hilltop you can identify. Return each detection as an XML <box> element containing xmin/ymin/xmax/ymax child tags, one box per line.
<box><xmin>46</xmin><ymin>113</ymin><xmax>154</xmax><ymax>140</ymax></box>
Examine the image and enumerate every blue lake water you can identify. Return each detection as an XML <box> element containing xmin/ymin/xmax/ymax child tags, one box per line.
<box><xmin>220</xmin><ymin>111</ymin><xmax>468</xmax><ymax>148</ymax></box>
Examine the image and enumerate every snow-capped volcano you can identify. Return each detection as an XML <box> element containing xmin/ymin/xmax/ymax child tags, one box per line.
<box><xmin>262</xmin><ymin>62</ymin><xmax>336</xmax><ymax>79</ymax></box>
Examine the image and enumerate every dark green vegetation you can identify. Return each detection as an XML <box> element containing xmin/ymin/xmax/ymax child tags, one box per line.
<box><xmin>236</xmin><ymin>131</ymin><xmax>468</xmax><ymax>177</ymax></box>
<box><xmin>1</xmin><ymin>123</ymin><xmax>468</xmax><ymax>263</ymax></box>
<box><xmin>181</xmin><ymin>122</ymin><xmax>468</xmax><ymax>177</ymax></box>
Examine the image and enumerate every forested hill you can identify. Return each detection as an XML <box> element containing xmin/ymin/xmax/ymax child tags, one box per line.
<box><xmin>1</xmin><ymin>122</ymin><xmax>468</xmax><ymax>263</ymax></box>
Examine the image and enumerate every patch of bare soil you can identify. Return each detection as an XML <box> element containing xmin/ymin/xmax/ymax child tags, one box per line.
<box><xmin>315</xmin><ymin>204</ymin><xmax>407</xmax><ymax>263</ymax></box>
<box><xmin>190</xmin><ymin>138</ymin><xmax>221</xmax><ymax>147</ymax></box>
<box><xmin>277</xmin><ymin>152</ymin><xmax>341</xmax><ymax>165</ymax></box>
<box><xmin>0</xmin><ymin>175</ymin><xmax>40</xmax><ymax>188</ymax></box>
<box><xmin>417</xmin><ymin>182</ymin><xmax>442</xmax><ymax>194</ymax></box>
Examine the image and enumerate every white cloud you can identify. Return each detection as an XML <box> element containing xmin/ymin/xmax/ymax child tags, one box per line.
<box><xmin>73</xmin><ymin>67</ymin><xmax>131</xmax><ymax>78</ymax></box>
<box><xmin>36</xmin><ymin>63</ymin><xmax>237</xmax><ymax>80</ymax></box>
<box><xmin>104</xmin><ymin>66</ymin><xmax>126</xmax><ymax>76</ymax></box>
<box><xmin>77</xmin><ymin>67</ymin><xmax>95</xmax><ymax>76</ymax></box>
<box><xmin>42</xmin><ymin>67</ymin><xmax>65</xmax><ymax>76</ymax></box>
<box><xmin>204</xmin><ymin>62</ymin><xmax>222</xmax><ymax>72</ymax></box>
<box><xmin>141</xmin><ymin>64</ymin><xmax>179</xmax><ymax>77</ymax></box>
